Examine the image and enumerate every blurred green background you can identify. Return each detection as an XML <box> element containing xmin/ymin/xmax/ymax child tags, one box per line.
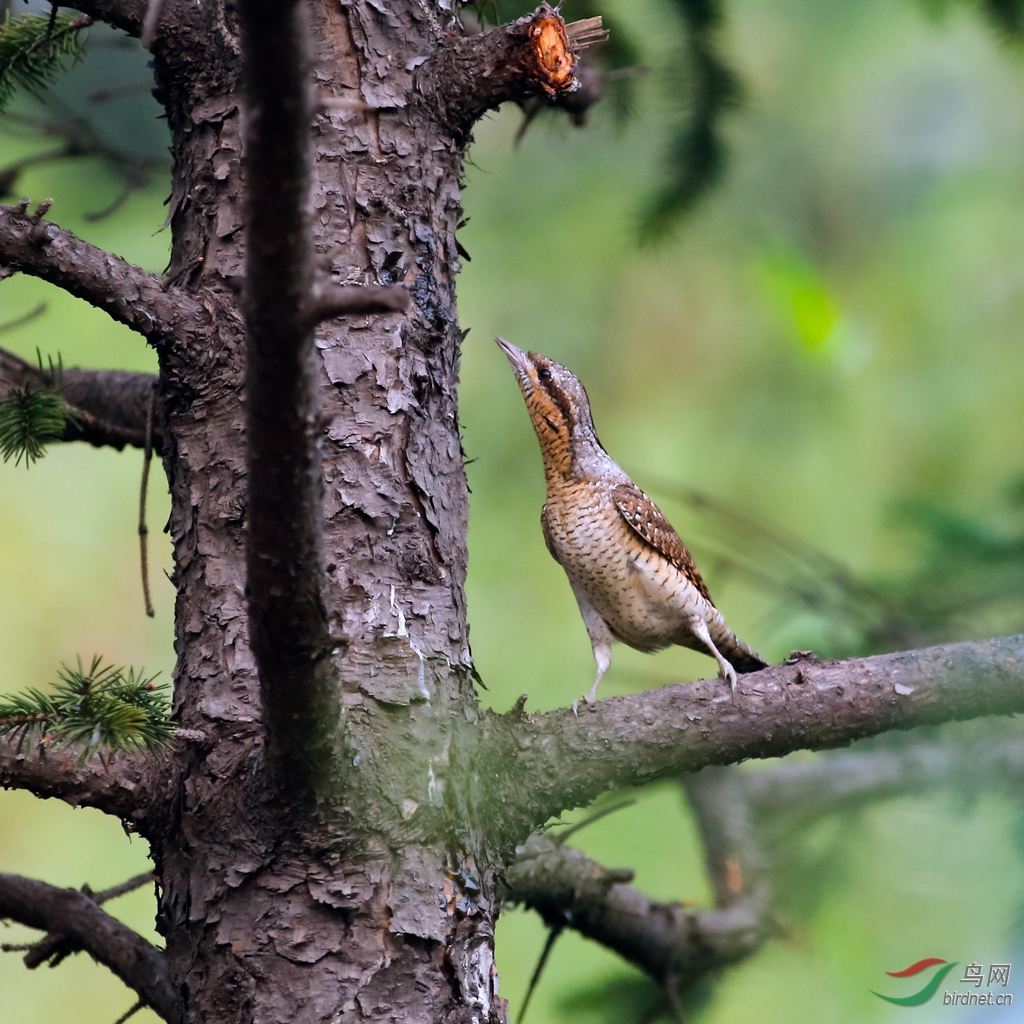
<box><xmin>3</xmin><ymin>0</ymin><xmax>1024</xmax><ymax>1020</ymax></box>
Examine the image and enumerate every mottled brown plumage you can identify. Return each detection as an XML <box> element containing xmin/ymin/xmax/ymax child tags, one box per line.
<box><xmin>497</xmin><ymin>337</ymin><xmax>768</xmax><ymax>704</ymax></box>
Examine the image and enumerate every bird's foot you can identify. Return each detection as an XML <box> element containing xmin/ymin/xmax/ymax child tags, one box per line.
<box><xmin>571</xmin><ymin>699</ymin><xmax>580</xmax><ymax>718</ymax></box>
<box><xmin>719</xmin><ymin>662</ymin><xmax>738</xmax><ymax>697</ymax></box>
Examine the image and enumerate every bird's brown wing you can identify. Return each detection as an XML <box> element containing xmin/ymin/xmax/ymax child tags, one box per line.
<box><xmin>612</xmin><ymin>482</ymin><xmax>714</xmax><ymax>605</ymax></box>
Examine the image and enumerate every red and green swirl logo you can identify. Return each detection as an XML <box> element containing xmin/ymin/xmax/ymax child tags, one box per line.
<box><xmin>871</xmin><ymin>959</ymin><xmax>959</xmax><ymax>1006</ymax></box>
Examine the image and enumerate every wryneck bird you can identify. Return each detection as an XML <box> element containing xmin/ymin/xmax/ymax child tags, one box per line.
<box><xmin>497</xmin><ymin>337</ymin><xmax>767</xmax><ymax>705</ymax></box>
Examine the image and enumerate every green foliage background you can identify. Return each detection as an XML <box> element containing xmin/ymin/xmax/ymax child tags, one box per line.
<box><xmin>2</xmin><ymin>0</ymin><xmax>1024</xmax><ymax>1021</ymax></box>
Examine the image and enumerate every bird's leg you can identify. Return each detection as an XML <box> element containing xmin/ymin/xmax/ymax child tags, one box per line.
<box><xmin>582</xmin><ymin>639</ymin><xmax>612</xmax><ymax>706</ymax></box>
<box><xmin>568</xmin><ymin>581</ymin><xmax>615</xmax><ymax>707</ymax></box>
<box><xmin>689</xmin><ymin>618</ymin><xmax>737</xmax><ymax>691</ymax></box>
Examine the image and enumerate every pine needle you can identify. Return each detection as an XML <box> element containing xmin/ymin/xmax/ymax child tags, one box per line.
<box><xmin>0</xmin><ymin>12</ymin><xmax>92</xmax><ymax>113</ymax></box>
<box><xmin>0</xmin><ymin>656</ymin><xmax>173</xmax><ymax>759</ymax></box>
<box><xmin>0</xmin><ymin>351</ymin><xmax>79</xmax><ymax>467</ymax></box>
<box><xmin>0</xmin><ymin>383</ymin><xmax>68</xmax><ymax>466</ymax></box>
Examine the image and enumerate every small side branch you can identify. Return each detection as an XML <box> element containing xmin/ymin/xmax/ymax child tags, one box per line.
<box><xmin>742</xmin><ymin>731</ymin><xmax>1024</xmax><ymax>823</ymax></box>
<box><xmin>506</xmin><ymin>834</ymin><xmax>765</xmax><ymax>987</ymax></box>
<box><xmin>487</xmin><ymin>634</ymin><xmax>1024</xmax><ymax>839</ymax></box>
<box><xmin>0</xmin><ymin>203</ymin><xmax>204</xmax><ymax>349</ymax></box>
<box><xmin>508</xmin><ymin>728</ymin><xmax>1024</xmax><ymax>998</ymax></box>
<box><xmin>304</xmin><ymin>282</ymin><xmax>409</xmax><ymax>326</ymax></box>
<box><xmin>0</xmin><ymin>347</ymin><xmax>165</xmax><ymax>452</ymax></box>
<box><xmin>39</xmin><ymin>0</ymin><xmax>146</xmax><ymax>38</ymax></box>
<box><xmin>0</xmin><ymin>873</ymin><xmax>181</xmax><ymax>1024</ymax></box>
<box><xmin>8</xmin><ymin>871</ymin><xmax>153</xmax><ymax>969</ymax></box>
<box><xmin>423</xmin><ymin>4</ymin><xmax>605</xmax><ymax>136</ymax></box>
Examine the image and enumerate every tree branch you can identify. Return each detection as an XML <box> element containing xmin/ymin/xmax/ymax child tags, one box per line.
<box><xmin>0</xmin><ymin>346</ymin><xmax>164</xmax><ymax>452</ymax></box>
<box><xmin>42</xmin><ymin>0</ymin><xmax>146</xmax><ymax>38</ymax></box>
<box><xmin>508</xmin><ymin>728</ymin><xmax>1024</xmax><ymax>994</ymax></box>
<box><xmin>10</xmin><ymin>871</ymin><xmax>153</xmax><ymax>969</ymax></box>
<box><xmin>0</xmin><ymin>737</ymin><xmax>161</xmax><ymax>821</ymax></box>
<box><xmin>0</xmin><ymin>873</ymin><xmax>181</xmax><ymax>1024</ymax></box>
<box><xmin>506</xmin><ymin>833</ymin><xmax>765</xmax><ymax>988</ymax></box>
<box><xmin>742</xmin><ymin>730</ymin><xmax>1024</xmax><ymax>823</ymax></box>
<box><xmin>422</xmin><ymin>5</ymin><xmax>606</xmax><ymax>137</ymax></box>
<box><xmin>237</xmin><ymin>0</ymin><xmax>341</xmax><ymax>789</ymax></box>
<box><xmin>0</xmin><ymin>202</ymin><xmax>205</xmax><ymax>349</ymax></box>
<box><xmin>304</xmin><ymin>282</ymin><xmax>410</xmax><ymax>327</ymax></box>
<box><xmin>485</xmin><ymin>635</ymin><xmax>1024</xmax><ymax>839</ymax></box>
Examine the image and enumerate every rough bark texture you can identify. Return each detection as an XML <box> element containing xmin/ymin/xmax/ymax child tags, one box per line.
<box><xmin>0</xmin><ymin>743</ymin><xmax>163</xmax><ymax>820</ymax></box>
<box><xmin>3</xmin><ymin>2</ymin><xmax>1022</xmax><ymax>1023</ymax></box>
<box><xmin>477</xmin><ymin>635</ymin><xmax>1024</xmax><ymax>839</ymax></box>
<box><xmin>0</xmin><ymin>204</ymin><xmax>206</xmax><ymax>349</ymax></box>
<box><xmin>20</xmin><ymin>4</ymin><xmax>600</xmax><ymax>1024</ymax></box>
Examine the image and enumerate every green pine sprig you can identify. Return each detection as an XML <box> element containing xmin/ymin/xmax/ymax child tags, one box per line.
<box><xmin>0</xmin><ymin>656</ymin><xmax>173</xmax><ymax>759</ymax></box>
<box><xmin>0</xmin><ymin>351</ymin><xmax>79</xmax><ymax>467</ymax></box>
<box><xmin>0</xmin><ymin>11</ymin><xmax>91</xmax><ymax>113</ymax></box>
<box><xmin>0</xmin><ymin>382</ymin><xmax>69</xmax><ymax>466</ymax></box>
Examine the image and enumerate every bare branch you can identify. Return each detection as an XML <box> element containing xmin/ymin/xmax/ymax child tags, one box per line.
<box><xmin>423</xmin><ymin>5</ymin><xmax>603</xmax><ymax>137</ymax></box>
<box><xmin>742</xmin><ymin>731</ymin><xmax>1024</xmax><ymax>823</ymax></box>
<box><xmin>304</xmin><ymin>282</ymin><xmax>410</xmax><ymax>326</ymax></box>
<box><xmin>0</xmin><ymin>346</ymin><xmax>165</xmax><ymax>452</ymax></box>
<box><xmin>0</xmin><ymin>873</ymin><xmax>181</xmax><ymax>1024</ymax></box>
<box><xmin>683</xmin><ymin>766</ymin><xmax>768</xmax><ymax>913</ymax></box>
<box><xmin>0</xmin><ymin>737</ymin><xmax>161</xmax><ymax>821</ymax></box>
<box><xmin>506</xmin><ymin>834</ymin><xmax>765</xmax><ymax>987</ymax></box>
<box><xmin>484</xmin><ymin>635</ymin><xmax>1024</xmax><ymax>838</ymax></box>
<box><xmin>0</xmin><ymin>203</ymin><xmax>205</xmax><ymax>348</ymax></box>
<box><xmin>43</xmin><ymin>0</ymin><xmax>146</xmax><ymax>37</ymax></box>
<box><xmin>15</xmin><ymin>872</ymin><xmax>153</xmax><ymax>969</ymax></box>
<box><xmin>237</xmin><ymin>0</ymin><xmax>341</xmax><ymax>788</ymax></box>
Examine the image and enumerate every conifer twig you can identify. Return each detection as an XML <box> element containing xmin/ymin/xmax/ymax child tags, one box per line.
<box><xmin>0</xmin><ymin>656</ymin><xmax>172</xmax><ymax>757</ymax></box>
<box><xmin>139</xmin><ymin>383</ymin><xmax>155</xmax><ymax>617</ymax></box>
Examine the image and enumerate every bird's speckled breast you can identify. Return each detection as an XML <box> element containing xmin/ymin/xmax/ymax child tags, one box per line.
<box><xmin>542</xmin><ymin>477</ymin><xmax>699</xmax><ymax>650</ymax></box>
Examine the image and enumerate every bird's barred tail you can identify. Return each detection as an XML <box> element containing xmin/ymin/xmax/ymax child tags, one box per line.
<box><xmin>714</xmin><ymin>625</ymin><xmax>769</xmax><ymax>674</ymax></box>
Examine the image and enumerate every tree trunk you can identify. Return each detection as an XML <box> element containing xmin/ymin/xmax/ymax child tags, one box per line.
<box><xmin>144</xmin><ymin>2</ymin><xmax>511</xmax><ymax>1021</ymax></box>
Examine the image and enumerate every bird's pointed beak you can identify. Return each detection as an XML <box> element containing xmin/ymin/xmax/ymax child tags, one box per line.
<box><xmin>495</xmin><ymin>336</ymin><xmax>529</xmax><ymax>373</ymax></box>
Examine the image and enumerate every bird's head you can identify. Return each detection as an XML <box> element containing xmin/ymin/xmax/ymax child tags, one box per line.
<box><xmin>496</xmin><ymin>337</ymin><xmax>601</xmax><ymax>479</ymax></box>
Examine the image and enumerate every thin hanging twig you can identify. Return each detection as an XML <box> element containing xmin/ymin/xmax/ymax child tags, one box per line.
<box><xmin>517</xmin><ymin>924</ymin><xmax>563</xmax><ymax>1024</ymax></box>
<box><xmin>111</xmin><ymin>998</ymin><xmax>145</xmax><ymax>1024</ymax></box>
<box><xmin>138</xmin><ymin>383</ymin><xmax>155</xmax><ymax>617</ymax></box>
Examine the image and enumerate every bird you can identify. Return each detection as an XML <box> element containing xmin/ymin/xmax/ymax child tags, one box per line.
<box><xmin>496</xmin><ymin>337</ymin><xmax>768</xmax><ymax>705</ymax></box>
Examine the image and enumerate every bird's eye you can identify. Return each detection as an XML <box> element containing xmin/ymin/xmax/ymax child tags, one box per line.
<box><xmin>537</xmin><ymin>366</ymin><xmax>552</xmax><ymax>382</ymax></box>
